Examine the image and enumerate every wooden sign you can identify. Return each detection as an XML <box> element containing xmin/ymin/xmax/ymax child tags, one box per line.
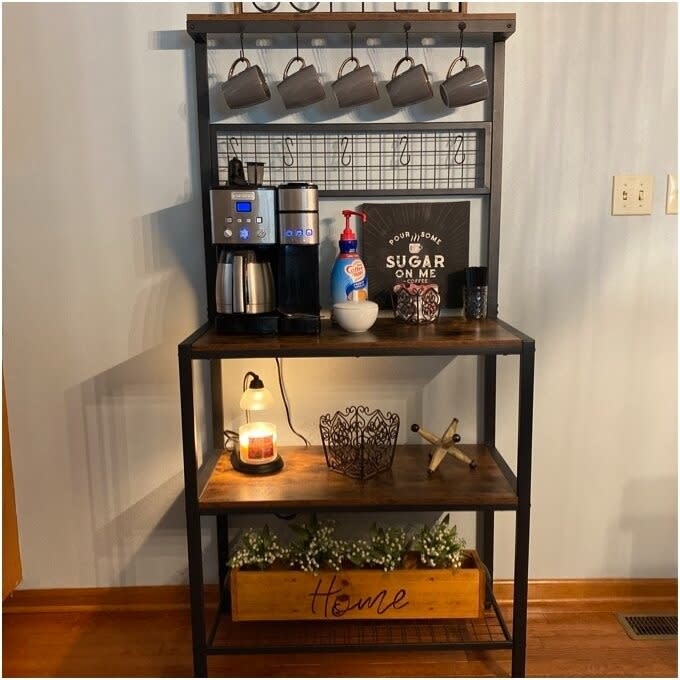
<box><xmin>231</xmin><ymin>550</ymin><xmax>484</xmax><ymax>621</ymax></box>
<box><xmin>360</xmin><ymin>202</ymin><xmax>470</xmax><ymax>310</ymax></box>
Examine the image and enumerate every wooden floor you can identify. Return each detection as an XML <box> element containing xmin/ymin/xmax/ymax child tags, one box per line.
<box><xmin>3</xmin><ymin>598</ymin><xmax>677</xmax><ymax>677</ymax></box>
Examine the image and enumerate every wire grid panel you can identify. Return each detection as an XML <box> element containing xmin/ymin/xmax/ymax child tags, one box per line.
<box><xmin>215</xmin><ymin>126</ymin><xmax>488</xmax><ymax>193</ymax></box>
<box><xmin>213</xmin><ymin>610</ymin><xmax>510</xmax><ymax>649</ymax></box>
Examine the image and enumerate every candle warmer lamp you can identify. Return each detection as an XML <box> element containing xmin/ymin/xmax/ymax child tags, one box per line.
<box><xmin>231</xmin><ymin>372</ymin><xmax>283</xmax><ymax>475</ymax></box>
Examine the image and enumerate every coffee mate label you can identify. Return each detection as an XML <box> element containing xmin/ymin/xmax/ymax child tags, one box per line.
<box><xmin>344</xmin><ymin>259</ymin><xmax>368</xmax><ymax>300</ymax></box>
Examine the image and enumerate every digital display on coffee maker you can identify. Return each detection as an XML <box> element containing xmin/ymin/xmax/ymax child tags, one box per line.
<box><xmin>235</xmin><ymin>201</ymin><xmax>252</xmax><ymax>213</ymax></box>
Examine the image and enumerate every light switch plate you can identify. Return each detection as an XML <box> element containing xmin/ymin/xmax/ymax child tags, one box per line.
<box><xmin>612</xmin><ymin>175</ymin><xmax>653</xmax><ymax>215</ymax></box>
<box><xmin>666</xmin><ymin>174</ymin><xmax>678</xmax><ymax>214</ymax></box>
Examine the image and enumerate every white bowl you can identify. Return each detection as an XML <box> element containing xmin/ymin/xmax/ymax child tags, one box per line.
<box><xmin>333</xmin><ymin>301</ymin><xmax>379</xmax><ymax>333</ymax></box>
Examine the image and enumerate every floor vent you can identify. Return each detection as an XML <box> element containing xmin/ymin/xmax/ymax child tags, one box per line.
<box><xmin>617</xmin><ymin>614</ymin><xmax>677</xmax><ymax>640</ymax></box>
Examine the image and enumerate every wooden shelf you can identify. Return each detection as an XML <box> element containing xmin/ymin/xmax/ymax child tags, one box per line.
<box><xmin>187</xmin><ymin>12</ymin><xmax>516</xmax><ymax>40</ymax></box>
<box><xmin>198</xmin><ymin>445</ymin><xmax>517</xmax><ymax>514</ymax></box>
<box><xmin>185</xmin><ymin>317</ymin><xmax>528</xmax><ymax>360</ymax></box>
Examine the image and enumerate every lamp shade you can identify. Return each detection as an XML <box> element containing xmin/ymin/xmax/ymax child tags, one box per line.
<box><xmin>239</xmin><ymin>385</ymin><xmax>274</xmax><ymax>411</ymax></box>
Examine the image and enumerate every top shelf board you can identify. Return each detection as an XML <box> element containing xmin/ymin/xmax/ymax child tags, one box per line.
<box><xmin>181</xmin><ymin>317</ymin><xmax>530</xmax><ymax>360</ymax></box>
<box><xmin>186</xmin><ymin>12</ymin><xmax>516</xmax><ymax>40</ymax></box>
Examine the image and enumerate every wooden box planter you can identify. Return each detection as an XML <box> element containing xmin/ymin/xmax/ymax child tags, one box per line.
<box><xmin>230</xmin><ymin>550</ymin><xmax>484</xmax><ymax>622</ymax></box>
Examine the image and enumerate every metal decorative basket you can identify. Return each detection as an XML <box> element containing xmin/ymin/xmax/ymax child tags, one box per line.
<box><xmin>319</xmin><ymin>405</ymin><xmax>400</xmax><ymax>481</ymax></box>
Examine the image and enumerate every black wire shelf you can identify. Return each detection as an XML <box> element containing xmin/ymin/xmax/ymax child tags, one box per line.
<box><xmin>207</xmin><ymin>589</ymin><xmax>512</xmax><ymax>655</ymax></box>
<box><xmin>211</xmin><ymin>122</ymin><xmax>491</xmax><ymax>196</ymax></box>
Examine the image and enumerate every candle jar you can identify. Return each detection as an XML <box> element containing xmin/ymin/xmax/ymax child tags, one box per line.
<box><xmin>238</xmin><ymin>421</ymin><xmax>278</xmax><ymax>465</ymax></box>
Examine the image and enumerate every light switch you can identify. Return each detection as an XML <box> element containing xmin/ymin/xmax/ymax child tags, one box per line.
<box><xmin>666</xmin><ymin>174</ymin><xmax>678</xmax><ymax>215</ymax></box>
<box><xmin>612</xmin><ymin>175</ymin><xmax>653</xmax><ymax>215</ymax></box>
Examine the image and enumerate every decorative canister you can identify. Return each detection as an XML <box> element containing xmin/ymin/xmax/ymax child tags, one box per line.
<box><xmin>392</xmin><ymin>283</ymin><xmax>441</xmax><ymax>324</ymax></box>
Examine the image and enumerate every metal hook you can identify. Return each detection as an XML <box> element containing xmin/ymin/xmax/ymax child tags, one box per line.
<box><xmin>290</xmin><ymin>2</ymin><xmax>320</xmax><ymax>11</ymax></box>
<box><xmin>340</xmin><ymin>136</ymin><xmax>352</xmax><ymax>167</ymax></box>
<box><xmin>283</xmin><ymin>136</ymin><xmax>295</xmax><ymax>167</ymax></box>
<box><xmin>403</xmin><ymin>23</ymin><xmax>411</xmax><ymax>58</ymax></box>
<box><xmin>252</xmin><ymin>2</ymin><xmax>280</xmax><ymax>12</ymax></box>
<box><xmin>458</xmin><ymin>21</ymin><xmax>466</xmax><ymax>60</ymax></box>
<box><xmin>399</xmin><ymin>136</ymin><xmax>410</xmax><ymax>166</ymax></box>
<box><xmin>239</xmin><ymin>32</ymin><xmax>245</xmax><ymax>59</ymax></box>
<box><xmin>348</xmin><ymin>23</ymin><xmax>356</xmax><ymax>60</ymax></box>
<box><xmin>229</xmin><ymin>137</ymin><xmax>240</xmax><ymax>156</ymax></box>
<box><xmin>294</xmin><ymin>25</ymin><xmax>300</xmax><ymax>59</ymax></box>
<box><xmin>453</xmin><ymin>135</ymin><xmax>465</xmax><ymax>165</ymax></box>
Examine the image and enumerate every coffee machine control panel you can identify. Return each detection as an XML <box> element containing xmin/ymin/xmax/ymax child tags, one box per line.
<box><xmin>277</xmin><ymin>183</ymin><xmax>320</xmax><ymax>245</ymax></box>
<box><xmin>278</xmin><ymin>213</ymin><xmax>319</xmax><ymax>245</ymax></box>
<box><xmin>210</xmin><ymin>188</ymin><xmax>277</xmax><ymax>245</ymax></box>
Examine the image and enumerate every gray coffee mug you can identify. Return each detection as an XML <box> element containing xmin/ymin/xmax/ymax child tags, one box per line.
<box><xmin>386</xmin><ymin>56</ymin><xmax>433</xmax><ymax>108</ymax></box>
<box><xmin>331</xmin><ymin>57</ymin><xmax>380</xmax><ymax>109</ymax></box>
<box><xmin>440</xmin><ymin>56</ymin><xmax>489</xmax><ymax>108</ymax></box>
<box><xmin>277</xmin><ymin>56</ymin><xmax>326</xmax><ymax>110</ymax></box>
<box><xmin>221</xmin><ymin>56</ymin><xmax>271</xmax><ymax>109</ymax></box>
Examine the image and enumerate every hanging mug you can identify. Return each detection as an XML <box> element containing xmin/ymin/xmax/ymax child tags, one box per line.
<box><xmin>332</xmin><ymin>56</ymin><xmax>380</xmax><ymax>109</ymax></box>
<box><xmin>221</xmin><ymin>56</ymin><xmax>271</xmax><ymax>109</ymax></box>
<box><xmin>386</xmin><ymin>56</ymin><xmax>433</xmax><ymax>108</ymax></box>
<box><xmin>277</xmin><ymin>56</ymin><xmax>326</xmax><ymax>110</ymax></box>
<box><xmin>440</xmin><ymin>55</ymin><xmax>489</xmax><ymax>108</ymax></box>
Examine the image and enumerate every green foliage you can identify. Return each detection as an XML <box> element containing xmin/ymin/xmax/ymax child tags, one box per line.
<box><xmin>228</xmin><ymin>515</ymin><xmax>467</xmax><ymax>572</ymax></box>
<box><xmin>411</xmin><ymin>514</ymin><xmax>466</xmax><ymax>569</ymax></box>
<box><xmin>227</xmin><ymin>525</ymin><xmax>288</xmax><ymax>571</ymax></box>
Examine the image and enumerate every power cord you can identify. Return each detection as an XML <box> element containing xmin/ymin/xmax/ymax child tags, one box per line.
<box><xmin>275</xmin><ymin>357</ymin><xmax>311</xmax><ymax>447</ymax></box>
<box><xmin>223</xmin><ymin>429</ymin><xmax>239</xmax><ymax>452</ymax></box>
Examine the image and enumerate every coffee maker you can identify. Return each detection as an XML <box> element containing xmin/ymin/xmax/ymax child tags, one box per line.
<box><xmin>211</xmin><ymin>186</ymin><xmax>279</xmax><ymax>335</ymax></box>
<box><xmin>210</xmin><ymin>178</ymin><xmax>321</xmax><ymax>335</ymax></box>
<box><xmin>277</xmin><ymin>183</ymin><xmax>321</xmax><ymax>335</ymax></box>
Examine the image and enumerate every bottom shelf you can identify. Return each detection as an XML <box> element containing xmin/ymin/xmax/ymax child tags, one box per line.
<box><xmin>207</xmin><ymin>593</ymin><xmax>512</xmax><ymax>655</ymax></box>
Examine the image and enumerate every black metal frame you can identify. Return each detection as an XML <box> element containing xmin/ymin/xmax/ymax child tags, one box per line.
<box><xmin>181</xmin><ymin>11</ymin><xmax>532</xmax><ymax>679</ymax></box>
<box><xmin>179</xmin><ymin>325</ymin><xmax>534</xmax><ymax>676</ymax></box>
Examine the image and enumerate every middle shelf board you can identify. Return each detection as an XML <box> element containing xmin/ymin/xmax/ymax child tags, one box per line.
<box><xmin>198</xmin><ymin>445</ymin><xmax>518</xmax><ymax>514</ymax></box>
<box><xmin>186</xmin><ymin>317</ymin><xmax>526</xmax><ymax>359</ymax></box>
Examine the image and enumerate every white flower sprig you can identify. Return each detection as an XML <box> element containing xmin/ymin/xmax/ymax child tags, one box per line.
<box><xmin>411</xmin><ymin>514</ymin><xmax>466</xmax><ymax>569</ymax></box>
<box><xmin>228</xmin><ymin>525</ymin><xmax>288</xmax><ymax>571</ymax></box>
<box><xmin>287</xmin><ymin>514</ymin><xmax>346</xmax><ymax>573</ymax></box>
<box><xmin>347</xmin><ymin>524</ymin><xmax>409</xmax><ymax>572</ymax></box>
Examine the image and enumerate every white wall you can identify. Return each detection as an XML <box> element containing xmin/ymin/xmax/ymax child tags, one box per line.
<box><xmin>3</xmin><ymin>2</ymin><xmax>676</xmax><ymax>588</ymax></box>
<box><xmin>3</xmin><ymin>2</ymin><xmax>214</xmax><ymax>587</ymax></box>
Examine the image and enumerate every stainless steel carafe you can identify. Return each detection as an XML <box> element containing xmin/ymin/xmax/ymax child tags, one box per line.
<box><xmin>216</xmin><ymin>249</ymin><xmax>233</xmax><ymax>314</ymax></box>
<box><xmin>231</xmin><ymin>250</ymin><xmax>275</xmax><ymax>314</ymax></box>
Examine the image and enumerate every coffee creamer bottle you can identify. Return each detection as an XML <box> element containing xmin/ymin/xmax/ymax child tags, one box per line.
<box><xmin>331</xmin><ymin>209</ymin><xmax>369</xmax><ymax>305</ymax></box>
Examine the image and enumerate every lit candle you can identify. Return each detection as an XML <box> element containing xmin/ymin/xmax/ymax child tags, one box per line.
<box><xmin>239</xmin><ymin>421</ymin><xmax>277</xmax><ymax>465</ymax></box>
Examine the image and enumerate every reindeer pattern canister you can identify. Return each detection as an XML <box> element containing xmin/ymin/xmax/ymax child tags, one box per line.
<box><xmin>393</xmin><ymin>282</ymin><xmax>441</xmax><ymax>324</ymax></box>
